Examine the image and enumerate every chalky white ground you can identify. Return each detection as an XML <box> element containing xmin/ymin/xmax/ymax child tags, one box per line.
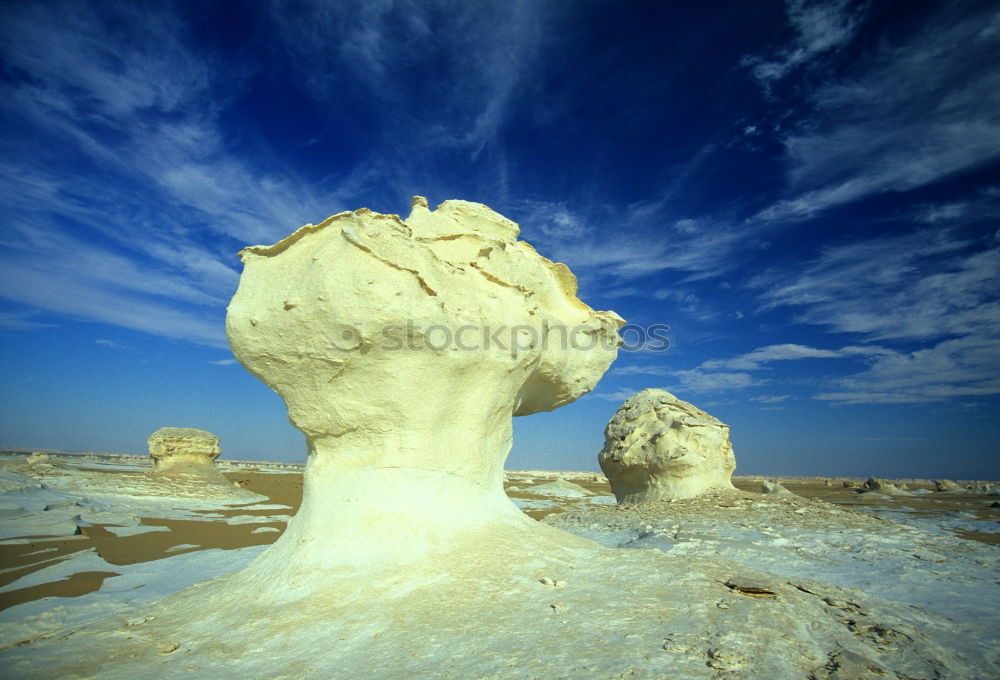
<box><xmin>1</xmin><ymin>458</ymin><xmax>998</xmax><ymax>679</ymax></box>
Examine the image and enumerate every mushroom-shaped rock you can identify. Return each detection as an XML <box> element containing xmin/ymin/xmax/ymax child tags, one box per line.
<box><xmin>147</xmin><ymin>427</ymin><xmax>220</xmax><ymax>472</ymax></box>
<box><xmin>226</xmin><ymin>198</ymin><xmax>623</xmax><ymax>577</ymax></box>
<box><xmin>598</xmin><ymin>389</ymin><xmax>736</xmax><ymax>504</ymax></box>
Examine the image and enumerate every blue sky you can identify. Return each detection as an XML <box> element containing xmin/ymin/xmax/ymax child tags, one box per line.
<box><xmin>1</xmin><ymin>0</ymin><xmax>998</xmax><ymax>478</ymax></box>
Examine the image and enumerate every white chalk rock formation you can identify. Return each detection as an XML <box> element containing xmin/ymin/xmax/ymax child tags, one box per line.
<box><xmin>147</xmin><ymin>427</ymin><xmax>221</xmax><ymax>472</ymax></box>
<box><xmin>861</xmin><ymin>477</ymin><xmax>911</xmax><ymax>496</ymax></box>
<box><xmin>761</xmin><ymin>479</ymin><xmax>796</xmax><ymax>496</ymax></box>
<box><xmin>226</xmin><ymin>197</ymin><xmax>623</xmax><ymax>578</ymax></box>
<box><xmin>599</xmin><ymin>389</ymin><xmax>736</xmax><ymax>503</ymax></box>
<box><xmin>6</xmin><ymin>202</ymin><xmax>993</xmax><ymax>680</ymax></box>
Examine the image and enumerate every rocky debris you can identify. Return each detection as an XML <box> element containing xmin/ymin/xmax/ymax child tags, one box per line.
<box><xmin>761</xmin><ymin>479</ymin><xmax>796</xmax><ymax>496</ymax></box>
<box><xmin>543</xmin><ymin>488</ymin><xmax>999</xmax><ymax>678</ymax></box>
<box><xmin>598</xmin><ymin>389</ymin><xmax>736</xmax><ymax>503</ymax></box>
<box><xmin>524</xmin><ymin>479</ymin><xmax>596</xmax><ymax>498</ymax></box>
<box><xmin>935</xmin><ymin>479</ymin><xmax>961</xmax><ymax>492</ymax></box>
<box><xmin>860</xmin><ymin>477</ymin><xmax>910</xmax><ymax>495</ymax></box>
<box><xmin>147</xmin><ymin>428</ymin><xmax>221</xmax><ymax>472</ymax></box>
<box><xmin>843</xmin><ymin>480</ymin><xmax>859</xmax><ymax>488</ymax></box>
<box><xmin>26</xmin><ymin>452</ymin><xmax>50</xmax><ymax>465</ymax></box>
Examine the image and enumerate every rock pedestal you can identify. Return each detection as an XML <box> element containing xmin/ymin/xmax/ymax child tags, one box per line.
<box><xmin>147</xmin><ymin>427</ymin><xmax>221</xmax><ymax>472</ymax></box>
<box><xmin>226</xmin><ymin>197</ymin><xmax>623</xmax><ymax>580</ymax></box>
<box><xmin>599</xmin><ymin>389</ymin><xmax>736</xmax><ymax>503</ymax></box>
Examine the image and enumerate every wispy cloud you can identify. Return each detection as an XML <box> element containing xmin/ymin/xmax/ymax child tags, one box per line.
<box><xmin>610</xmin><ymin>364</ymin><xmax>756</xmax><ymax>394</ymax></box>
<box><xmin>752</xmin><ymin>228</ymin><xmax>1000</xmax><ymax>404</ymax></box>
<box><xmin>210</xmin><ymin>358</ymin><xmax>237</xmax><ymax>366</ymax></box>
<box><xmin>672</xmin><ymin>369</ymin><xmax>756</xmax><ymax>393</ymax></box>
<box><xmin>754</xmin><ymin>4</ymin><xmax>1000</xmax><ymax>221</ymax></box>
<box><xmin>590</xmin><ymin>388</ymin><xmax>642</xmax><ymax>403</ymax></box>
<box><xmin>0</xmin><ymin>310</ymin><xmax>53</xmax><ymax>332</ymax></box>
<box><xmin>95</xmin><ymin>339</ymin><xmax>127</xmax><ymax>350</ymax></box>
<box><xmin>817</xmin><ymin>335</ymin><xmax>1000</xmax><ymax>404</ymax></box>
<box><xmin>268</xmin><ymin>0</ymin><xmax>548</xmax><ymax>159</ymax></box>
<box><xmin>699</xmin><ymin>342</ymin><xmax>893</xmax><ymax>371</ymax></box>
<box><xmin>0</xmin><ymin>2</ymin><xmax>335</xmax><ymax>346</ymax></box>
<box><xmin>1</xmin><ymin>259</ymin><xmax>226</xmax><ymax>347</ymax></box>
<box><xmin>756</xmin><ymin>229</ymin><xmax>999</xmax><ymax>342</ymax></box>
<box><xmin>750</xmin><ymin>394</ymin><xmax>792</xmax><ymax>404</ymax></box>
<box><xmin>744</xmin><ymin>0</ymin><xmax>863</xmax><ymax>85</ymax></box>
<box><xmin>916</xmin><ymin>202</ymin><xmax>969</xmax><ymax>224</ymax></box>
<box><xmin>514</xmin><ymin>200</ymin><xmax>752</xmax><ymax>283</ymax></box>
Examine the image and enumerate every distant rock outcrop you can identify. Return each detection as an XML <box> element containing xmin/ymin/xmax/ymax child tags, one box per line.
<box><xmin>934</xmin><ymin>479</ymin><xmax>961</xmax><ymax>492</ymax></box>
<box><xmin>147</xmin><ymin>427</ymin><xmax>221</xmax><ymax>472</ymax></box>
<box><xmin>861</xmin><ymin>477</ymin><xmax>910</xmax><ymax>496</ymax></box>
<box><xmin>761</xmin><ymin>479</ymin><xmax>796</xmax><ymax>496</ymax></box>
<box><xmin>598</xmin><ymin>389</ymin><xmax>736</xmax><ymax>503</ymax></box>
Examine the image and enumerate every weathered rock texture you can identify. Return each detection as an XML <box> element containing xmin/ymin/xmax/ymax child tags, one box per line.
<box><xmin>761</xmin><ymin>479</ymin><xmax>796</xmax><ymax>496</ymax></box>
<box><xmin>861</xmin><ymin>477</ymin><xmax>910</xmax><ymax>496</ymax></box>
<box><xmin>4</xmin><ymin>202</ymin><xmax>996</xmax><ymax>680</ymax></box>
<box><xmin>225</xmin><ymin>197</ymin><xmax>623</xmax><ymax>577</ymax></box>
<box><xmin>599</xmin><ymin>389</ymin><xmax>736</xmax><ymax>503</ymax></box>
<box><xmin>147</xmin><ymin>428</ymin><xmax>220</xmax><ymax>472</ymax></box>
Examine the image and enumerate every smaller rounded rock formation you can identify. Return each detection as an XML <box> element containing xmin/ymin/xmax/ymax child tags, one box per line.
<box><xmin>147</xmin><ymin>427</ymin><xmax>221</xmax><ymax>473</ymax></box>
<box><xmin>599</xmin><ymin>389</ymin><xmax>736</xmax><ymax>504</ymax></box>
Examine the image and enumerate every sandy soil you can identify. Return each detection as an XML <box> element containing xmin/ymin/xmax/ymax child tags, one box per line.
<box><xmin>0</xmin><ymin>470</ymin><xmax>299</xmax><ymax>610</ymax></box>
<box><xmin>1</xmin><ymin>467</ymin><xmax>996</xmax><ymax>613</ymax></box>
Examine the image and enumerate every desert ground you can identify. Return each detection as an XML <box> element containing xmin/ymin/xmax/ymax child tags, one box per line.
<box><xmin>1</xmin><ymin>451</ymin><xmax>998</xmax><ymax>678</ymax></box>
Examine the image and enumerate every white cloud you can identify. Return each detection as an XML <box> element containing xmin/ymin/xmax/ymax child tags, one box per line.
<box><xmin>0</xmin><ymin>310</ymin><xmax>53</xmax><ymax>332</ymax></box>
<box><xmin>211</xmin><ymin>359</ymin><xmax>237</xmax><ymax>366</ymax></box>
<box><xmin>917</xmin><ymin>202</ymin><xmax>969</xmax><ymax>224</ymax></box>
<box><xmin>609</xmin><ymin>364</ymin><xmax>756</xmax><ymax>393</ymax></box>
<box><xmin>95</xmin><ymin>339</ymin><xmax>127</xmax><ymax>350</ymax></box>
<box><xmin>750</xmin><ymin>395</ymin><xmax>792</xmax><ymax>404</ymax></box>
<box><xmin>744</xmin><ymin>0</ymin><xmax>863</xmax><ymax>85</ymax></box>
<box><xmin>268</xmin><ymin>0</ymin><xmax>549</xmax><ymax>158</ymax></box>
<box><xmin>753</xmin><ymin>228</ymin><xmax>1000</xmax><ymax>404</ymax></box>
<box><xmin>757</xmin><ymin>230</ymin><xmax>1000</xmax><ymax>342</ymax></box>
<box><xmin>701</xmin><ymin>343</ymin><xmax>843</xmax><ymax>370</ymax></box>
<box><xmin>589</xmin><ymin>388</ymin><xmax>641</xmax><ymax>402</ymax></box>
<box><xmin>0</xmin><ymin>259</ymin><xmax>226</xmax><ymax>348</ymax></box>
<box><xmin>672</xmin><ymin>370</ymin><xmax>756</xmax><ymax>393</ymax></box>
<box><xmin>612</xmin><ymin>365</ymin><xmax>671</xmax><ymax>377</ymax></box>
<box><xmin>0</xmin><ymin>2</ymin><xmax>336</xmax><ymax>347</ymax></box>
<box><xmin>755</xmin><ymin>4</ymin><xmax>1000</xmax><ymax>221</ymax></box>
<box><xmin>516</xmin><ymin>200</ymin><xmax>751</xmax><ymax>281</ymax></box>
<box><xmin>817</xmin><ymin>335</ymin><xmax>1000</xmax><ymax>404</ymax></box>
